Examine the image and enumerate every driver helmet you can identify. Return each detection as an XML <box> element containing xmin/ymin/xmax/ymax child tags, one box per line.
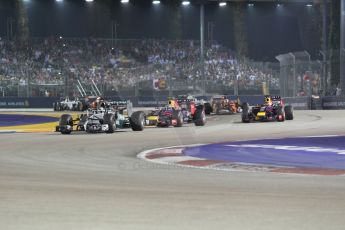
<box><xmin>168</xmin><ymin>100</ymin><xmax>176</xmax><ymax>108</ymax></box>
<box><xmin>264</xmin><ymin>96</ymin><xmax>273</xmax><ymax>106</ymax></box>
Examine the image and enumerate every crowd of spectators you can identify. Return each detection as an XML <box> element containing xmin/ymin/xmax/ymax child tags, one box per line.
<box><xmin>0</xmin><ymin>37</ymin><xmax>279</xmax><ymax>96</ymax></box>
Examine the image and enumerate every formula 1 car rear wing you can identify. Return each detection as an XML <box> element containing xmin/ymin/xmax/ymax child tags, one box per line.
<box><xmin>174</xmin><ymin>96</ymin><xmax>206</xmax><ymax>105</ymax></box>
<box><xmin>271</xmin><ymin>96</ymin><xmax>285</xmax><ymax>106</ymax></box>
<box><xmin>107</xmin><ymin>100</ymin><xmax>133</xmax><ymax>116</ymax></box>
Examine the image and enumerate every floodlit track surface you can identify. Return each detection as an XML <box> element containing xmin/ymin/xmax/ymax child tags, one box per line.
<box><xmin>1</xmin><ymin>110</ymin><xmax>345</xmax><ymax>230</ymax></box>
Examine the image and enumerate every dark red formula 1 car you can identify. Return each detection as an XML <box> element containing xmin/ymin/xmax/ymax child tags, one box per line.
<box><xmin>151</xmin><ymin>96</ymin><xmax>206</xmax><ymax>127</ymax></box>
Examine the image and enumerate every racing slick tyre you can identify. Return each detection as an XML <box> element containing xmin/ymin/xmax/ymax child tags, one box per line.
<box><xmin>276</xmin><ymin>106</ymin><xmax>285</xmax><ymax>122</ymax></box>
<box><xmin>59</xmin><ymin>114</ymin><xmax>73</xmax><ymax>134</ymax></box>
<box><xmin>215</xmin><ymin>102</ymin><xmax>221</xmax><ymax>115</ymax></box>
<box><xmin>241</xmin><ymin>103</ymin><xmax>251</xmax><ymax>123</ymax></box>
<box><xmin>204</xmin><ymin>102</ymin><xmax>213</xmax><ymax>115</ymax></box>
<box><xmin>72</xmin><ymin>103</ymin><xmax>77</xmax><ymax>111</ymax></box>
<box><xmin>77</xmin><ymin>101</ymin><xmax>84</xmax><ymax>111</ymax></box>
<box><xmin>172</xmin><ymin>110</ymin><xmax>183</xmax><ymax>127</ymax></box>
<box><xmin>53</xmin><ymin>102</ymin><xmax>60</xmax><ymax>111</ymax></box>
<box><xmin>82</xmin><ymin>101</ymin><xmax>89</xmax><ymax>111</ymax></box>
<box><xmin>104</xmin><ymin>113</ymin><xmax>116</xmax><ymax>133</ymax></box>
<box><xmin>76</xmin><ymin>114</ymin><xmax>87</xmax><ymax>131</ymax></box>
<box><xmin>284</xmin><ymin>105</ymin><xmax>294</xmax><ymax>120</ymax></box>
<box><xmin>193</xmin><ymin>108</ymin><xmax>206</xmax><ymax>126</ymax></box>
<box><xmin>130</xmin><ymin>111</ymin><xmax>145</xmax><ymax>131</ymax></box>
<box><xmin>61</xmin><ymin>104</ymin><xmax>67</xmax><ymax>111</ymax></box>
<box><xmin>58</xmin><ymin>102</ymin><xmax>62</xmax><ymax>111</ymax></box>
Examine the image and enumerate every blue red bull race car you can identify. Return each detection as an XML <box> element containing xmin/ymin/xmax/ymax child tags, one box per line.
<box><xmin>241</xmin><ymin>95</ymin><xmax>294</xmax><ymax>123</ymax></box>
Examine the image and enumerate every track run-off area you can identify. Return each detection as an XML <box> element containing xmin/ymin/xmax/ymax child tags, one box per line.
<box><xmin>0</xmin><ymin>110</ymin><xmax>345</xmax><ymax>230</ymax></box>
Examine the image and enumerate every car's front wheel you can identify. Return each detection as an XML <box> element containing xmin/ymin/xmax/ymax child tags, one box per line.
<box><xmin>193</xmin><ymin>108</ymin><xmax>206</xmax><ymax>126</ymax></box>
<box><xmin>130</xmin><ymin>111</ymin><xmax>145</xmax><ymax>131</ymax></box>
<box><xmin>104</xmin><ymin>113</ymin><xmax>116</xmax><ymax>133</ymax></box>
<box><xmin>241</xmin><ymin>103</ymin><xmax>251</xmax><ymax>123</ymax></box>
<box><xmin>172</xmin><ymin>110</ymin><xmax>183</xmax><ymax>127</ymax></box>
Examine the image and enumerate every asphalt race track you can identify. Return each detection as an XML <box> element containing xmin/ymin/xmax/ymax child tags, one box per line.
<box><xmin>1</xmin><ymin>110</ymin><xmax>345</xmax><ymax>230</ymax></box>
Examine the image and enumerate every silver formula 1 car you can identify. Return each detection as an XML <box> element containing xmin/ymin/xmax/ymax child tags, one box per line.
<box><xmin>56</xmin><ymin>100</ymin><xmax>145</xmax><ymax>134</ymax></box>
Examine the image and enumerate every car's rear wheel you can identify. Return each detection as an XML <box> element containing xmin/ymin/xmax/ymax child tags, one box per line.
<box><xmin>214</xmin><ymin>102</ymin><xmax>221</xmax><ymax>115</ymax></box>
<box><xmin>204</xmin><ymin>102</ymin><xmax>212</xmax><ymax>115</ymax></box>
<box><xmin>59</xmin><ymin>114</ymin><xmax>73</xmax><ymax>134</ymax></box>
<box><xmin>77</xmin><ymin>101</ymin><xmax>84</xmax><ymax>111</ymax></box>
<box><xmin>53</xmin><ymin>102</ymin><xmax>61</xmax><ymax>111</ymax></box>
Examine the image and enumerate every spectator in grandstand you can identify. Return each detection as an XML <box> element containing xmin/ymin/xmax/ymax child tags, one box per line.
<box><xmin>0</xmin><ymin>37</ymin><xmax>278</xmax><ymax>96</ymax></box>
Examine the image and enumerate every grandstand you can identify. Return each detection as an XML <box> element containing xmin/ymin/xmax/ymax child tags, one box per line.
<box><xmin>0</xmin><ymin>37</ymin><xmax>279</xmax><ymax>97</ymax></box>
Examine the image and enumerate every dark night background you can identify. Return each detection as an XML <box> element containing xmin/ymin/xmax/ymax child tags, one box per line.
<box><xmin>0</xmin><ymin>0</ymin><xmax>340</xmax><ymax>61</ymax></box>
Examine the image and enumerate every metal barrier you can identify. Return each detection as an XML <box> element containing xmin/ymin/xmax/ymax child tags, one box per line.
<box><xmin>0</xmin><ymin>97</ymin><xmax>58</xmax><ymax>108</ymax></box>
<box><xmin>276</xmin><ymin>50</ymin><xmax>343</xmax><ymax>97</ymax></box>
<box><xmin>276</xmin><ymin>51</ymin><xmax>313</xmax><ymax>97</ymax></box>
<box><xmin>0</xmin><ymin>95</ymin><xmax>344</xmax><ymax>110</ymax></box>
<box><xmin>284</xmin><ymin>97</ymin><xmax>311</xmax><ymax>110</ymax></box>
<box><xmin>322</xmin><ymin>96</ymin><xmax>345</xmax><ymax>109</ymax></box>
